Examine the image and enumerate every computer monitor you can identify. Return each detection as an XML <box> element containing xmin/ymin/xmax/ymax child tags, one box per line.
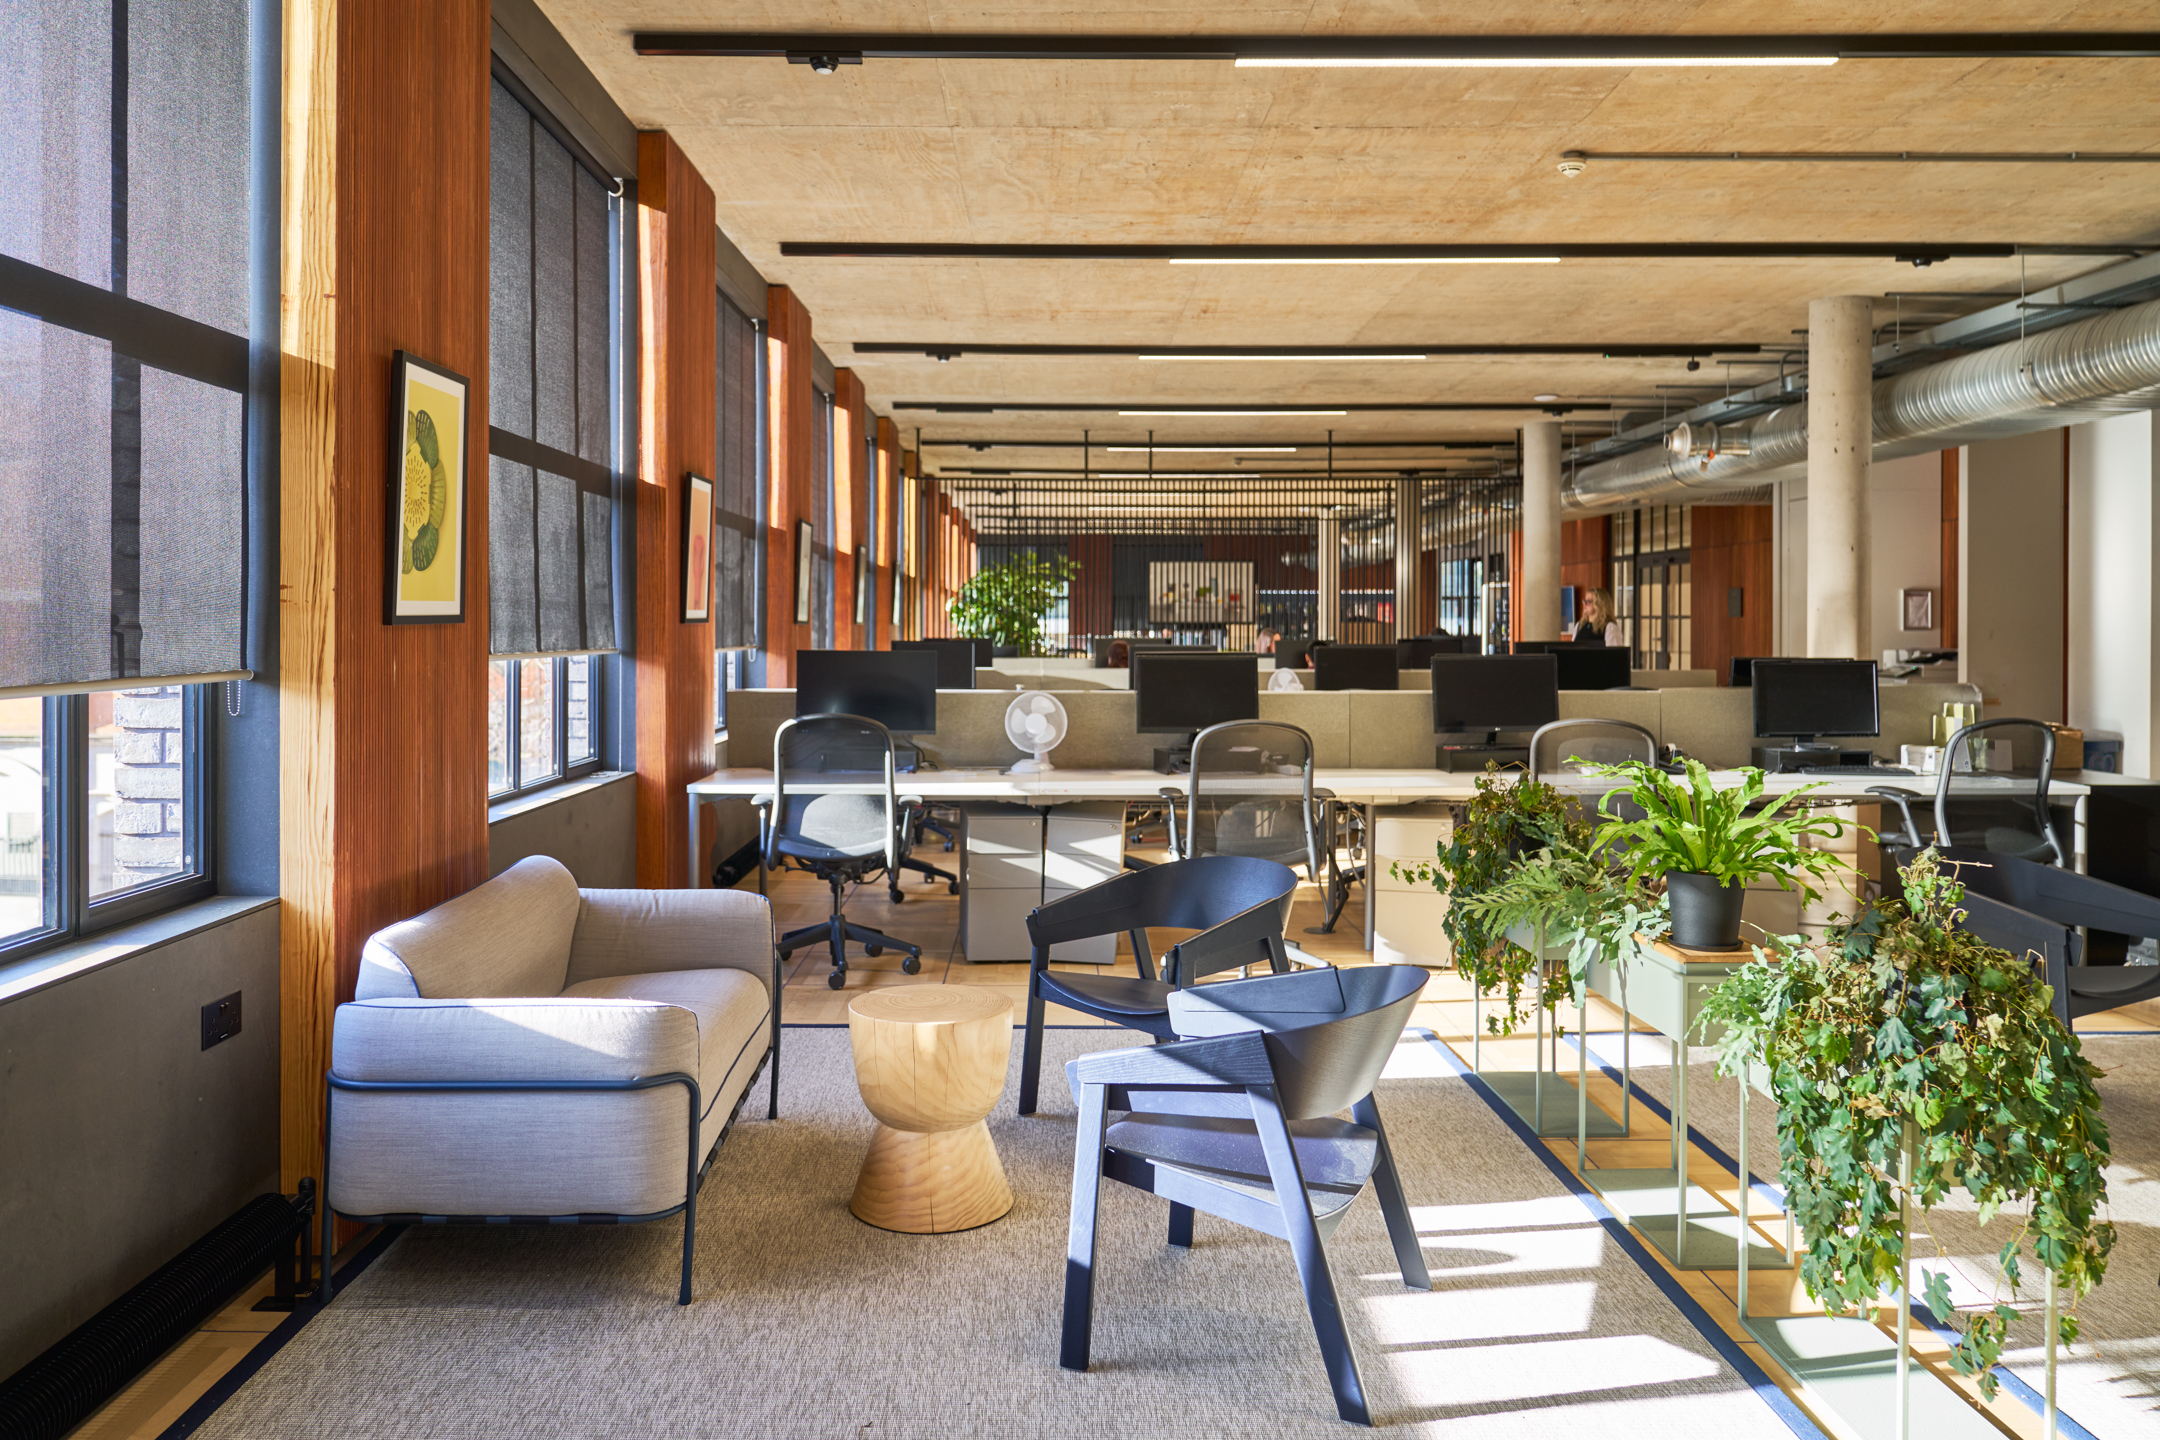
<box><xmin>1395</xmin><ymin>635</ymin><xmax>1471</xmax><ymax>669</ymax></box>
<box><xmin>892</xmin><ymin>639</ymin><xmax>978</xmax><ymax>689</ymax></box>
<box><xmin>1430</xmin><ymin>655</ymin><xmax>1560</xmax><ymax>735</ymax></box>
<box><xmin>1729</xmin><ymin>656</ymin><xmax>1766</xmax><ymax>686</ymax></box>
<box><xmin>959</xmin><ymin>638</ymin><xmax>995</xmax><ymax>667</ymax></box>
<box><xmin>1133</xmin><ymin>653</ymin><xmax>1259</xmax><ymax>734</ymax></box>
<box><xmin>794</xmin><ymin>650</ymin><xmax>939</xmax><ymax>733</ymax></box>
<box><xmin>1313</xmin><ymin>644</ymin><xmax>1399</xmax><ymax>691</ymax></box>
<box><xmin>1550</xmin><ymin>646</ymin><xmax>1633</xmax><ymax>691</ymax></box>
<box><xmin>1750</xmin><ymin>659</ymin><xmax>1879</xmax><ymax>747</ymax></box>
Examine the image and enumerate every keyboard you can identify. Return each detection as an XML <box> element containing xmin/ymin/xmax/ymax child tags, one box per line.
<box><xmin>1795</xmin><ymin>764</ymin><xmax>1915</xmax><ymax>777</ymax></box>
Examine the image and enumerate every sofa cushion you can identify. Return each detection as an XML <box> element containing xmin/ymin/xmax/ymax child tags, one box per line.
<box><xmin>356</xmin><ymin>855</ymin><xmax>580</xmax><ymax>1000</ymax></box>
<box><xmin>560</xmin><ymin>968</ymin><xmax>771</xmax><ymax>1155</ymax></box>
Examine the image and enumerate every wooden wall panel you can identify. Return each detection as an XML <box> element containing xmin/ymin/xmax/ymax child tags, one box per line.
<box><xmin>764</xmin><ymin>287</ymin><xmax>814</xmax><ymax>681</ymax></box>
<box><xmin>1689</xmin><ymin>504</ymin><xmax>1774</xmax><ymax>684</ymax></box>
<box><xmin>1561</xmin><ymin>516</ymin><xmax>1611</xmax><ymax>594</ymax></box>
<box><xmin>280</xmin><ymin>0</ymin><xmax>492</xmax><ymax>1191</ymax></box>
<box><xmin>633</xmin><ymin>131</ymin><xmax>717</xmax><ymax>890</ymax></box>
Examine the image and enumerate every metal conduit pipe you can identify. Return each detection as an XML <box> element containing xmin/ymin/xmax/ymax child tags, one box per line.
<box><xmin>1563</xmin><ymin>294</ymin><xmax>2160</xmax><ymax>510</ymax></box>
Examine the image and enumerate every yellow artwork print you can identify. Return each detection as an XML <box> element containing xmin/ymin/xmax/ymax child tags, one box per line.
<box><xmin>397</xmin><ymin>377</ymin><xmax>461</xmax><ymax>606</ymax></box>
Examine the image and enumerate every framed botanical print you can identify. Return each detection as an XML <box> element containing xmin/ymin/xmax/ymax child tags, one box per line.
<box><xmin>1902</xmin><ymin>588</ymin><xmax>1935</xmax><ymax>631</ymax></box>
<box><xmin>386</xmin><ymin>351</ymin><xmax>470</xmax><ymax>624</ymax></box>
<box><xmin>682</xmin><ymin>474</ymin><xmax>714</xmax><ymax>622</ymax></box>
<box><xmin>794</xmin><ymin>521</ymin><xmax>815</xmax><ymax>624</ymax></box>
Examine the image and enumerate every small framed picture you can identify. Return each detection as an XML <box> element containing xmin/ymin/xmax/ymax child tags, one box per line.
<box><xmin>386</xmin><ymin>351</ymin><xmax>469</xmax><ymax>624</ymax></box>
<box><xmin>794</xmin><ymin>520</ymin><xmax>815</xmax><ymax>624</ymax></box>
<box><xmin>853</xmin><ymin>545</ymin><xmax>871</xmax><ymax>625</ymax></box>
<box><xmin>681</xmin><ymin>474</ymin><xmax>713</xmax><ymax>622</ymax></box>
<box><xmin>1902</xmin><ymin>587</ymin><xmax>1935</xmax><ymax>631</ymax></box>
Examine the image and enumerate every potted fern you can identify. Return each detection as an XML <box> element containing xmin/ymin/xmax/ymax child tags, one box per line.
<box><xmin>1697</xmin><ymin>849</ymin><xmax>2114</xmax><ymax>1396</ymax></box>
<box><xmin>1590</xmin><ymin>758</ymin><xmax>1851</xmax><ymax>950</ymax></box>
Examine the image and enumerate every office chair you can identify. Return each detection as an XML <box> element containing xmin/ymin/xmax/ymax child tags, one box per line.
<box><xmin>1158</xmin><ymin>720</ymin><xmax>1357</xmax><ymax>932</ymax></box>
<box><xmin>892</xmin><ymin>806</ymin><xmax>961</xmax><ymax>900</ymax></box>
<box><xmin>1871</xmin><ymin>718</ymin><xmax>2069</xmax><ymax>867</ymax></box>
<box><xmin>1059</xmin><ymin>964</ymin><xmax>1433</xmax><ymax>1426</ymax></box>
<box><xmin>1017</xmin><ymin>855</ymin><xmax>1299</xmax><ymax>1115</ymax></box>
<box><xmin>1527</xmin><ymin>718</ymin><xmax>1659</xmax><ymax>780</ymax></box>
<box><xmin>752</xmin><ymin>714</ymin><xmax>927</xmax><ymax>990</ymax></box>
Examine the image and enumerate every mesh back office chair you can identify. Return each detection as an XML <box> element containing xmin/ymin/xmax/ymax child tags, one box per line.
<box><xmin>1871</xmin><ymin>718</ymin><xmax>2069</xmax><ymax>867</ymax></box>
<box><xmin>1161</xmin><ymin>720</ymin><xmax>1360</xmax><ymax>934</ymax></box>
<box><xmin>1527</xmin><ymin>718</ymin><xmax>1659</xmax><ymax>781</ymax></box>
<box><xmin>1059</xmin><ymin>964</ymin><xmax>1434</xmax><ymax>1426</ymax></box>
<box><xmin>753</xmin><ymin>715</ymin><xmax>927</xmax><ymax>990</ymax></box>
<box><xmin>1017</xmin><ymin>855</ymin><xmax>1299</xmax><ymax>1115</ymax></box>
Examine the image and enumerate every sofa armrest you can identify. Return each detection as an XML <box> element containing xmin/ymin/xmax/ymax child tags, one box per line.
<box><xmin>330</xmin><ymin>997</ymin><xmax>701</xmax><ymax>1084</ymax></box>
<box><xmin>566</xmin><ymin>886</ymin><xmax>778</xmax><ymax>992</ymax></box>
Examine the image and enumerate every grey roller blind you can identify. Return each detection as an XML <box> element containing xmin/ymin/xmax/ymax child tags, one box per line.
<box><xmin>487</xmin><ymin>76</ymin><xmax>617</xmax><ymax>657</ymax></box>
<box><xmin>714</xmin><ymin>293</ymin><xmax>761</xmax><ymax>650</ymax></box>
<box><xmin>0</xmin><ymin>0</ymin><xmax>250</xmax><ymax>692</ymax></box>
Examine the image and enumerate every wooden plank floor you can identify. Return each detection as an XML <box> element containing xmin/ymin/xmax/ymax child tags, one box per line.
<box><xmin>69</xmin><ymin>850</ymin><xmax>2157</xmax><ymax>1440</ymax></box>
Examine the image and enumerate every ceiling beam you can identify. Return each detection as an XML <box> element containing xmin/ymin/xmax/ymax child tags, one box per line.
<box><xmin>852</xmin><ymin>341</ymin><xmax>1763</xmax><ymax>359</ymax></box>
<box><xmin>893</xmin><ymin>401</ymin><xmax>1587</xmax><ymax>414</ymax></box>
<box><xmin>1570</xmin><ymin>149</ymin><xmax>2160</xmax><ymax>164</ymax></box>
<box><xmin>916</xmin><ymin>437</ymin><xmax>1514</xmax><ymax>449</ymax></box>
<box><xmin>783</xmin><ymin>241</ymin><xmax>2132</xmax><ymax>262</ymax></box>
<box><xmin>631</xmin><ymin>32</ymin><xmax>2160</xmax><ymax>62</ymax></box>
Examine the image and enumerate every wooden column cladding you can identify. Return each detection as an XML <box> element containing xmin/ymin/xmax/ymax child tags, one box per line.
<box><xmin>833</xmin><ymin>368</ymin><xmax>868</xmax><ymax>649</ymax></box>
<box><xmin>633</xmin><ymin>132</ymin><xmax>717</xmax><ymax>889</ymax></box>
<box><xmin>765</xmin><ymin>287</ymin><xmax>816</xmax><ymax>681</ymax></box>
<box><xmin>278</xmin><ymin>0</ymin><xmax>491</xmax><ymax>1192</ymax></box>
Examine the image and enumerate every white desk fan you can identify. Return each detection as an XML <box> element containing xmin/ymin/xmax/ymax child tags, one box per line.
<box><xmin>1005</xmin><ymin>691</ymin><xmax>1068</xmax><ymax>773</ymax></box>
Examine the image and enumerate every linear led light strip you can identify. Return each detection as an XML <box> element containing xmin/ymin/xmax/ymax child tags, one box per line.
<box><xmin>1148</xmin><ymin>352</ymin><xmax>1428</xmax><ymax>360</ymax></box>
<box><xmin>1120</xmin><ymin>409</ymin><xmax>1348</xmax><ymax>416</ymax></box>
<box><xmin>1104</xmin><ymin>445</ymin><xmax>1298</xmax><ymax>452</ymax></box>
<box><xmin>1233</xmin><ymin>56</ymin><xmax>1838</xmax><ymax>68</ymax></box>
<box><xmin>1167</xmin><ymin>256</ymin><xmax>1557</xmax><ymax>265</ymax></box>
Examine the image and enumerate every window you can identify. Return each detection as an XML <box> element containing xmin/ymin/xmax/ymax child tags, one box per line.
<box><xmin>1</xmin><ymin>0</ymin><xmax>257</xmax><ymax>959</ymax></box>
<box><xmin>486</xmin><ymin>71</ymin><xmax>624</xmax><ymax>791</ymax></box>
<box><xmin>713</xmin><ymin>293</ymin><xmax>762</xmax><ymax>652</ymax></box>
<box><xmin>489</xmin><ymin>655</ymin><xmax>597</xmax><ymax>800</ymax></box>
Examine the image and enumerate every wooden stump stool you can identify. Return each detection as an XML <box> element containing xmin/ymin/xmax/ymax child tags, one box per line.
<box><xmin>846</xmin><ymin>988</ymin><xmax>1015</xmax><ymax>1233</ymax></box>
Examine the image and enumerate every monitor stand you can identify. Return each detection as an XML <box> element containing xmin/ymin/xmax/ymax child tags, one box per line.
<box><xmin>814</xmin><ymin>737</ymin><xmax>923</xmax><ymax>774</ymax></box>
<box><xmin>1755</xmin><ymin>741</ymin><xmax>1867</xmax><ymax>774</ymax></box>
<box><xmin>1436</xmin><ymin>730</ymin><xmax>1530</xmax><ymax>773</ymax></box>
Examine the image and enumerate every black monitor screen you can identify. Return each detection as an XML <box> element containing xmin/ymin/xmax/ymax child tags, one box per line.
<box><xmin>1431</xmin><ymin>655</ymin><xmax>1560</xmax><ymax>733</ymax></box>
<box><xmin>795</xmin><ymin>650</ymin><xmax>939</xmax><ymax>733</ymax></box>
<box><xmin>962</xmin><ymin>638</ymin><xmax>994</xmax><ymax>667</ymax></box>
<box><xmin>1276</xmin><ymin>638</ymin><xmax>1317</xmax><ymax>669</ymax></box>
<box><xmin>893</xmin><ymin>639</ymin><xmax>978</xmax><ymax>689</ymax></box>
<box><xmin>1551</xmin><ymin>646</ymin><xmax>1633</xmax><ymax>691</ymax></box>
<box><xmin>1314</xmin><ymin>645</ymin><xmax>1399</xmax><ymax>691</ymax></box>
<box><xmin>1134</xmin><ymin>653</ymin><xmax>1259</xmax><ymax>733</ymax></box>
<box><xmin>1750</xmin><ymin>659</ymin><xmax>1879</xmax><ymax>741</ymax></box>
<box><xmin>1729</xmin><ymin>656</ymin><xmax>1764</xmax><ymax>686</ymax></box>
<box><xmin>1396</xmin><ymin>636</ymin><xmax>1471</xmax><ymax>668</ymax></box>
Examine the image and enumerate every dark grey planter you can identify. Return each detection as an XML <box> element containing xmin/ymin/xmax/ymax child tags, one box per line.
<box><xmin>1666</xmin><ymin>870</ymin><xmax>1746</xmax><ymax>950</ymax></box>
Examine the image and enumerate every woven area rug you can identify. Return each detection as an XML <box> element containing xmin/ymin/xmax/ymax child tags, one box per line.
<box><xmin>1584</xmin><ymin>1026</ymin><xmax>2160</xmax><ymax>1440</ymax></box>
<box><xmin>195</xmin><ymin>1028</ymin><xmax>1807</xmax><ymax>1438</ymax></box>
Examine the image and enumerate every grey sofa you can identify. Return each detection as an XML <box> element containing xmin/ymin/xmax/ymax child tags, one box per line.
<box><xmin>322</xmin><ymin>855</ymin><xmax>779</xmax><ymax>1304</ymax></box>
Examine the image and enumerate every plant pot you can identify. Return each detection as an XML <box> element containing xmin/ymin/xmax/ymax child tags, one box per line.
<box><xmin>1665</xmin><ymin>870</ymin><xmax>1745</xmax><ymax>950</ymax></box>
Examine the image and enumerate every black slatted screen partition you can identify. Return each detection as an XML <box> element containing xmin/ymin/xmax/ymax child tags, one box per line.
<box><xmin>487</xmin><ymin>76</ymin><xmax>616</xmax><ymax>657</ymax></box>
<box><xmin>714</xmin><ymin>295</ymin><xmax>760</xmax><ymax>650</ymax></box>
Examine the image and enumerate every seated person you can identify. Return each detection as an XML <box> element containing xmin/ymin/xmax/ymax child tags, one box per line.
<box><xmin>1571</xmin><ymin>588</ymin><xmax>1622</xmax><ymax>646</ymax></box>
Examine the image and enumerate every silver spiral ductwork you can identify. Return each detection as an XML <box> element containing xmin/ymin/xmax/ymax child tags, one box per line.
<box><xmin>1563</xmin><ymin>294</ymin><xmax>2160</xmax><ymax>510</ymax></box>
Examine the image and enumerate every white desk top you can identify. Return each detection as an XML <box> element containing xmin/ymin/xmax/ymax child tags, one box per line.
<box><xmin>685</xmin><ymin>765</ymin><xmax>2089</xmax><ymax>806</ymax></box>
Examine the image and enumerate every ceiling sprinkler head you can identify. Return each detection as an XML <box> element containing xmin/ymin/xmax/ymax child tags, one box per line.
<box><xmin>1557</xmin><ymin>151</ymin><xmax>1587</xmax><ymax>178</ymax></box>
<box><xmin>808</xmin><ymin>54</ymin><xmax>842</xmax><ymax>74</ymax></box>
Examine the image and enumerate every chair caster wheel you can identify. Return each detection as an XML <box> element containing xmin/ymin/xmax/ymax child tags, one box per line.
<box><xmin>866</xmin><ymin>944</ymin><xmax>883</xmax><ymax>957</ymax></box>
<box><xmin>827</xmin><ymin>971</ymin><xmax>846</xmax><ymax>990</ymax></box>
<box><xmin>889</xmin><ymin>889</ymin><xmax>905</xmax><ymax>904</ymax></box>
<box><xmin>901</xmin><ymin>956</ymin><xmax>921</xmax><ymax>975</ymax></box>
<box><xmin>947</xmin><ymin>882</ymin><xmax>961</xmax><ymax>895</ymax></box>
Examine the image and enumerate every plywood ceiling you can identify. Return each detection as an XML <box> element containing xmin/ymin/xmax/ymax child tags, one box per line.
<box><xmin>541</xmin><ymin>2</ymin><xmax>2160</xmax><ymax>471</ymax></box>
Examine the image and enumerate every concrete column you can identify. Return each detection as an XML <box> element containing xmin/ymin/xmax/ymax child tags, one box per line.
<box><xmin>1393</xmin><ymin>476</ymin><xmax>1424</xmax><ymax>639</ymax></box>
<box><xmin>1316</xmin><ymin>513</ymin><xmax>1341</xmax><ymax>640</ymax></box>
<box><xmin>1806</xmin><ymin>295</ymin><xmax>1873</xmax><ymax>658</ymax></box>
<box><xmin>1519</xmin><ymin>420</ymin><xmax>1564</xmax><ymax>644</ymax></box>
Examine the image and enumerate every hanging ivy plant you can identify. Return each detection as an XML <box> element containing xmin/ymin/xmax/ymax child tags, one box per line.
<box><xmin>1697</xmin><ymin>849</ymin><xmax>2115</xmax><ymax>1395</ymax></box>
<box><xmin>1392</xmin><ymin>767</ymin><xmax>1587</xmax><ymax>1033</ymax></box>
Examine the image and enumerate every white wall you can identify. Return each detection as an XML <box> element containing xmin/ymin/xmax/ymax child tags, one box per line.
<box><xmin>1961</xmin><ymin>430</ymin><xmax>2067</xmax><ymax>738</ymax></box>
<box><xmin>1868</xmin><ymin>451</ymin><xmax>1943</xmax><ymax>654</ymax></box>
<box><xmin>2067</xmin><ymin>411</ymin><xmax>2159</xmax><ymax>776</ymax></box>
<box><xmin>1774</xmin><ymin>454</ymin><xmax>1942</xmax><ymax>659</ymax></box>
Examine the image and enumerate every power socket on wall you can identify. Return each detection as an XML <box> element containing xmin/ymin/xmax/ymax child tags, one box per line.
<box><xmin>201</xmin><ymin>991</ymin><xmax>242</xmax><ymax>1051</ymax></box>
